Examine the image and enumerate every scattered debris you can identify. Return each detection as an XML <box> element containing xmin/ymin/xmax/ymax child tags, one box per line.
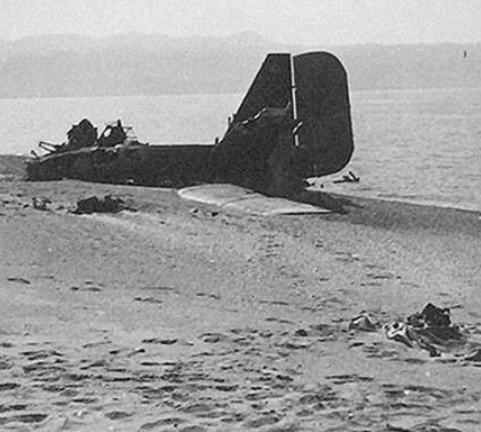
<box><xmin>384</xmin><ymin>303</ymin><xmax>465</xmax><ymax>357</ymax></box>
<box><xmin>349</xmin><ymin>312</ymin><xmax>378</xmax><ymax>332</ymax></box>
<box><xmin>333</xmin><ymin>170</ymin><xmax>360</xmax><ymax>184</ymax></box>
<box><xmin>464</xmin><ymin>349</ymin><xmax>481</xmax><ymax>362</ymax></box>
<box><xmin>32</xmin><ymin>196</ymin><xmax>51</xmax><ymax>211</ymax></box>
<box><xmin>348</xmin><ymin>304</ymin><xmax>470</xmax><ymax>358</ymax></box>
<box><xmin>71</xmin><ymin>195</ymin><xmax>128</xmax><ymax>215</ymax></box>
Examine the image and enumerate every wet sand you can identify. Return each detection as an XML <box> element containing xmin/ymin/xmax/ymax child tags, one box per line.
<box><xmin>0</xmin><ymin>157</ymin><xmax>480</xmax><ymax>431</ymax></box>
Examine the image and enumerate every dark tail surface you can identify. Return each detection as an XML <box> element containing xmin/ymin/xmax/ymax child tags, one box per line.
<box><xmin>222</xmin><ymin>51</ymin><xmax>354</xmax><ymax>182</ymax></box>
<box><xmin>294</xmin><ymin>52</ymin><xmax>354</xmax><ymax>177</ymax></box>
<box><xmin>233</xmin><ymin>53</ymin><xmax>293</xmax><ymax>122</ymax></box>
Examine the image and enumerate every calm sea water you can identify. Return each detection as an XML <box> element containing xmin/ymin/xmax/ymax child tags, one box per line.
<box><xmin>0</xmin><ymin>88</ymin><xmax>480</xmax><ymax>211</ymax></box>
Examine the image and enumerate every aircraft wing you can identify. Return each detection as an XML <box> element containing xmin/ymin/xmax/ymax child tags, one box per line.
<box><xmin>178</xmin><ymin>184</ymin><xmax>331</xmax><ymax>216</ymax></box>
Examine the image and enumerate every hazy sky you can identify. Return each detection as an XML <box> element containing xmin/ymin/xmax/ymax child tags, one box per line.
<box><xmin>2</xmin><ymin>0</ymin><xmax>480</xmax><ymax>45</ymax></box>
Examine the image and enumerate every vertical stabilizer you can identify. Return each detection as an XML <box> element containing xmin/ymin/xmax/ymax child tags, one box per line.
<box><xmin>234</xmin><ymin>53</ymin><xmax>293</xmax><ymax>122</ymax></box>
<box><xmin>215</xmin><ymin>51</ymin><xmax>354</xmax><ymax>191</ymax></box>
<box><xmin>294</xmin><ymin>52</ymin><xmax>354</xmax><ymax>177</ymax></box>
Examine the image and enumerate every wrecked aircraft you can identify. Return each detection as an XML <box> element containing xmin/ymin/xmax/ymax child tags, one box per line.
<box><xmin>27</xmin><ymin>51</ymin><xmax>354</xmax><ymax>214</ymax></box>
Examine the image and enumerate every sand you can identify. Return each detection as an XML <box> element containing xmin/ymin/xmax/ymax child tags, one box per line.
<box><xmin>0</xmin><ymin>157</ymin><xmax>480</xmax><ymax>432</ymax></box>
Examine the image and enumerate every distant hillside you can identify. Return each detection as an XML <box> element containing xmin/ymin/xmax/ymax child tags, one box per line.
<box><xmin>0</xmin><ymin>33</ymin><xmax>479</xmax><ymax>98</ymax></box>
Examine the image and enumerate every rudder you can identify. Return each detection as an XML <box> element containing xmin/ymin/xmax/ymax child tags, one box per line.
<box><xmin>294</xmin><ymin>52</ymin><xmax>354</xmax><ymax>177</ymax></box>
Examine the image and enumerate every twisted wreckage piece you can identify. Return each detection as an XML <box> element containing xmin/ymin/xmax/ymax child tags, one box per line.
<box><xmin>350</xmin><ymin>303</ymin><xmax>467</xmax><ymax>358</ymax></box>
<box><xmin>384</xmin><ymin>303</ymin><xmax>465</xmax><ymax>357</ymax></box>
<box><xmin>27</xmin><ymin>52</ymin><xmax>354</xmax><ymax>215</ymax></box>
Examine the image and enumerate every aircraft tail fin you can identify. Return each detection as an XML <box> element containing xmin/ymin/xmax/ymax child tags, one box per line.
<box><xmin>223</xmin><ymin>51</ymin><xmax>354</xmax><ymax>181</ymax></box>
<box><xmin>233</xmin><ymin>53</ymin><xmax>293</xmax><ymax>122</ymax></box>
<box><xmin>294</xmin><ymin>52</ymin><xmax>354</xmax><ymax>177</ymax></box>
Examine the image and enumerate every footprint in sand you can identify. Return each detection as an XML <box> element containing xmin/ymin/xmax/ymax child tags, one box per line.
<box><xmin>79</xmin><ymin>359</ymin><xmax>109</xmax><ymax>370</ymax></box>
<box><xmin>22</xmin><ymin>360</ymin><xmax>68</xmax><ymax>376</ymax></box>
<box><xmin>366</xmin><ymin>271</ymin><xmax>398</xmax><ymax>280</ymax></box>
<box><xmin>196</xmin><ymin>292</ymin><xmax>221</xmax><ymax>300</ymax></box>
<box><xmin>259</xmin><ymin>299</ymin><xmax>289</xmax><ymax>307</ymax></box>
<box><xmin>265</xmin><ymin>317</ymin><xmax>295</xmax><ymax>325</ymax></box>
<box><xmin>134</xmin><ymin>296</ymin><xmax>163</xmax><ymax>304</ymax></box>
<box><xmin>360</xmin><ymin>281</ymin><xmax>383</xmax><ymax>287</ymax></box>
<box><xmin>258</xmin><ymin>233</ymin><xmax>283</xmax><ymax>261</ymax></box>
<box><xmin>6</xmin><ymin>277</ymin><xmax>31</xmax><ymax>285</ymax></box>
<box><xmin>21</xmin><ymin>349</ymin><xmax>63</xmax><ymax>361</ymax></box>
<box><xmin>0</xmin><ymin>383</ymin><xmax>19</xmax><ymax>391</ymax></box>
<box><xmin>215</xmin><ymin>384</ymin><xmax>239</xmax><ymax>392</ymax></box>
<box><xmin>180</xmin><ymin>402</ymin><xmax>217</xmax><ymax>416</ymax></box>
<box><xmin>221</xmin><ymin>413</ymin><xmax>246</xmax><ymax>424</ymax></box>
<box><xmin>275</xmin><ymin>339</ymin><xmax>312</xmax><ymax>350</ymax></box>
<box><xmin>179</xmin><ymin>426</ymin><xmax>207</xmax><ymax>432</ymax></box>
<box><xmin>381</xmin><ymin>383</ymin><xmax>461</xmax><ymax>418</ymax></box>
<box><xmin>104</xmin><ymin>411</ymin><xmax>132</xmax><ymax>420</ymax></box>
<box><xmin>0</xmin><ymin>413</ymin><xmax>49</xmax><ymax>426</ymax></box>
<box><xmin>0</xmin><ymin>404</ymin><xmax>27</xmax><ymax>413</ymax></box>
<box><xmin>71</xmin><ymin>396</ymin><xmax>98</xmax><ymax>404</ymax></box>
<box><xmin>298</xmin><ymin>394</ymin><xmax>327</xmax><ymax>406</ymax></box>
<box><xmin>325</xmin><ymin>374</ymin><xmax>373</xmax><ymax>385</ymax></box>
<box><xmin>141</xmin><ymin>285</ymin><xmax>177</xmax><ymax>292</ymax></box>
<box><xmin>364</xmin><ymin>262</ymin><xmax>385</xmax><ymax>270</ymax></box>
<box><xmin>361</xmin><ymin>272</ymin><xmax>399</xmax><ymax>288</ymax></box>
<box><xmin>142</xmin><ymin>337</ymin><xmax>178</xmax><ymax>345</ymax></box>
<box><xmin>70</xmin><ymin>285</ymin><xmax>103</xmax><ymax>292</ymax></box>
<box><xmin>243</xmin><ymin>413</ymin><xmax>280</xmax><ymax>428</ymax></box>
<box><xmin>386</xmin><ymin>422</ymin><xmax>464</xmax><ymax>432</ymax></box>
<box><xmin>199</xmin><ymin>333</ymin><xmax>231</xmax><ymax>343</ymax></box>
<box><xmin>334</xmin><ymin>250</ymin><xmax>361</xmax><ymax>263</ymax></box>
<box><xmin>139</xmin><ymin>417</ymin><xmax>187</xmax><ymax>430</ymax></box>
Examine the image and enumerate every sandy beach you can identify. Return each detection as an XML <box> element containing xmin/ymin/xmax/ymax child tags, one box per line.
<box><xmin>1</xmin><ymin>156</ymin><xmax>480</xmax><ymax>432</ymax></box>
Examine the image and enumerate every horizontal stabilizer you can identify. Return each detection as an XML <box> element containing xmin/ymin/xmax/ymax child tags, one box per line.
<box><xmin>178</xmin><ymin>184</ymin><xmax>331</xmax><ymax>216</ymax></box>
